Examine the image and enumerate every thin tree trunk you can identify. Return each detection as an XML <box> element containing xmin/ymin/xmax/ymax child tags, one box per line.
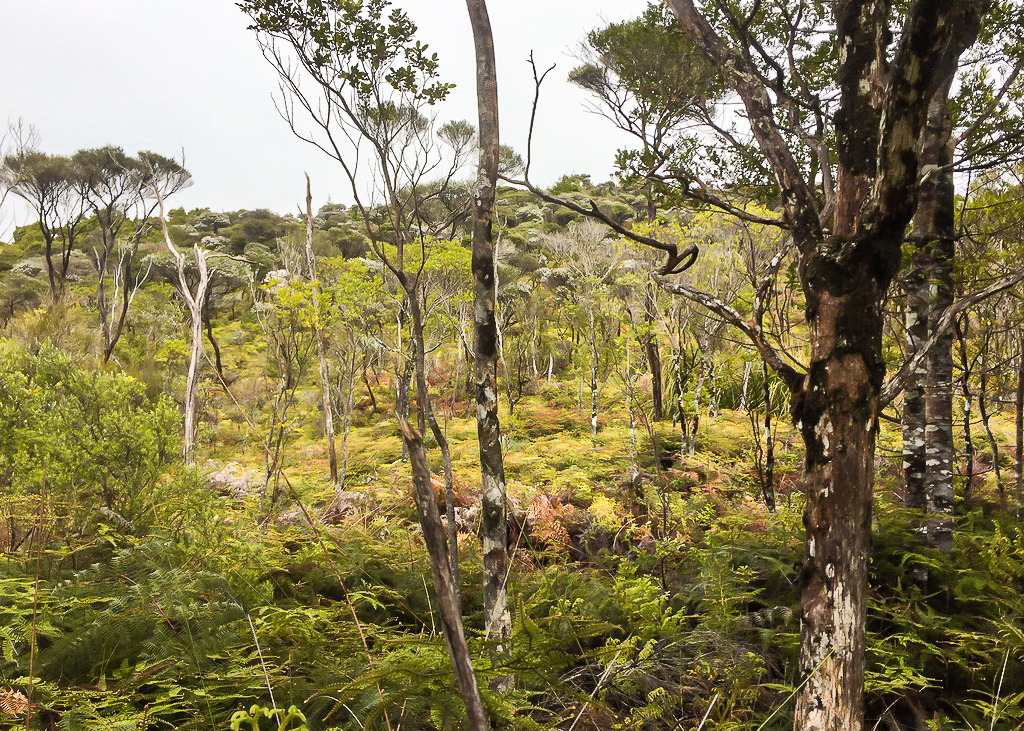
<box><xmin>204</xmin><ymin>304</ymin><xmax>225</xmax><ymax>380</ymax></box>
<box><xmin>400</xmin><ymin>419</ymin><xmax>489</xmax><ymax>731</ymax></box>
<box><xmin>644</xmin><ymin>281</ymin><xmax>664</xmax><ymax>421</ymax></box>
<box><xmin>740</xmin><ymin>361</ymin><xmax>752</xmax><ymax>412</ymax></box>
<box><xmin>339</xmin><ymin>349</ymin><xmax>357</xmax><ymax>491</ymax></box>
<box><xmin>466</xmin><ymin>0</ymin><xmax>511</xmax><ymax>657</ymax></box>
<box><xmin>183</xmin><ymin>294</ymin><xmax>206</xmax><ymax>465</ymax></box>
<box><xmin>690</xmin><ymin>356</ymin><xmax>704</xmax><ymax>456</ymax></box>
<box><xmin>761</xmin><ymin>360</ymin><xmax>775</xmax><ymax>512</ymax></box>
<box><xmin>305</xmin><ymin>176</ymin><xmax>339</xmax><ymax>485</ymax></box>
<box><xmin>956</xmin><ymin>319</ymin><xmax>975</xmax><ymax>501</ymax></box>
<box><xmin>1016</xmin><ymin>332</ymin><xmax>1024</xmax><ymax>512</ymax></box>
<box><xmin>979</xmin><ymin>368</ymin><xmax>1006</xmax><ymax>508</ymax></box>
<box><xmin>589</xmin><ymin>310</ymin><xmax>599</xmax><ymax>435</ymax></box>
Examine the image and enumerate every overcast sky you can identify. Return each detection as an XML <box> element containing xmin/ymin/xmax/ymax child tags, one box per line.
<box><xmin>0</xmin><ymin>0</ymin><xmax>650</xmax><ymax>239</ymax></box>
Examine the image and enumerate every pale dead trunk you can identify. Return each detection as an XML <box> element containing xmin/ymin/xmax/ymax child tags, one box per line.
<box><xmin>156</xmin><ymin>195</ymin><xmax>210</xmax><ymax>466</ymax></box>
<box><xmin>740</xmin><ymin>361</ymin><xmax>752</xmax><ymax>412</ymax></box>
<box><xmin>183</xmin><ymin>298</ymin><xmax>205</xmax><ymax>465</ymax></box>
<box><xmin>304</xmin><ymin>176</ymin><xmax>339</xmax><ymax>485</ymax></box>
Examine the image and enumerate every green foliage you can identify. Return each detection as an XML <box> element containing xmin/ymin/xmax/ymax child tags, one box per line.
<box><xmin>232</xmin><ymin>704</ymin><xmax>309</xmax><ymax>731</ymax></box>
<box><xmin>0</xmin><ymin>343</ymin><xmax>179</xmax><ymax>548</ymax></box>
<box><xmin>239</xmin><ymin>0</ymin><xmax>452</xmax><ymax>104</ymax></box>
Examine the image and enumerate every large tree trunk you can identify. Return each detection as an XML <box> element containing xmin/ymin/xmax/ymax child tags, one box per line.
<box><xmin>792</xmin><ymin>258</ymin><xmax>883</xmax><ymax>731</ymax></box>
<box><xmin>466</xmin><ymin>0</ymin><xmax>511</xmax><ymax>651</ymax></box>
<box><xmin>304</xmin><ymin>176</ymin><xmax>339</xmax><ymax>485</ymax></box>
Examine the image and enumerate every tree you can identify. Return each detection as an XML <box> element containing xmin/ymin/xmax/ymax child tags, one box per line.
<box><xmin>239</xmin><ymin>1</ymin><xmax>488</xmax><ymax>723</ymax></box>
<box><xmin>543</xmin><ymin>219</ymin><xmax>623</xmax><ymax>434</ymax></box>
<box><xmin>658</xmin><ymin>2</ymin><xmax>990</xmax><ymax>727</ymax></box>
<box><xmin>466</xmin><ymin>0</ymin><xmax>512</xmax><ymax>660</ymax></box>
<box><xmin>75</xmin><ymin>147</ymin><xmax>191</xmax><ymax>362</ymax></box>
<box><xmin>156</xmin><ymin>195</ymin><xmax>215</xmax><ymax>467</ymax></box>
<box><xmin>2</xmin><ymin>147</ymin><xmax>91</xmax><ymax>302</ymax></box>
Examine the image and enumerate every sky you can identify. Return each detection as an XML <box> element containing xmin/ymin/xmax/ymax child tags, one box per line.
<box><xmin>0</xmin><ymin>0</ymin><xmax>650</xmax><ymax>239</ymax></box>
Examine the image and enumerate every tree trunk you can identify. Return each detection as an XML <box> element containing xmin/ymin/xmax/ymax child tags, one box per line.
<box><xmin>956</xmin><ymin>319</ymin><xmax>975</xmax><ymax>501</ymax></box>
<box><xmin>589</xmin><ymin>310</ymin><xmax>599</xmax><ymax>435</ymax></box>
<box><xmin>902</xmin><ymin>266</ymin><xmax>928</xmax><ymax>507</ymax></box>
<box><xmin>792</xmin><ymin>260</ymin><xmax>882</xmax><ymax>731</ymax></box>
<box><xmin>339</xmin><ymin>350</ymin><xmax>357</xmax><ymax>492</ymax></box>
<box><xmin>690</xmin><ymin>356</ymin><xmax>704</xmax><ymax>456</ymax></box>
<box><xmin>157</xmin><ymin>199</ymin><xmax>211</xmax><ymax>467</ymax></box>
<box><xmin>644</xmin><ymin>282</ymin><xmax>664</xmax><ymax>421</ymax></box>
<box><xmin>304</xmin><ymin>176</ymin><xmax>339</xmax><ymax>485</ymax></box>
<box><xmin>761</xmin><ymin>360</ymin><xmax>776</xmax><ymax>512</ymax></box>
<box><xmin>979</xmin><ymin>368</ymin><xmax>1006</xmax><ymax>508</ymax></box>
<box><xmin>400</xmin><ymin>419</ymin><xmax>489</xmax><ymax>731</ymax></box>
<box><xmin>1016</xmin><ymin>332</ymin><xmax>1024</xmax><ymax>512</ymax></box>
<box><xmin>740</xmin><ymin>361</ymin><xmax>752</xmax><ymax>412</ymax></box>
<box><xmin>467</xmin><ymin>0</ymin><xmax>512</xmax><ymax>655</ymax></box>
<box><xmin>183</xmin><ymin>288</ymin><xmax>206</xmax><ymax>466</ymax></box>
<box><xmin>920</xmin><ymin>87</ymin><xmax>956</xmax><ymax>552</ymax></box>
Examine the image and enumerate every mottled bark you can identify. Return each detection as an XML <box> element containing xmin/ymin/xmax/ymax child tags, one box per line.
<box><xmin>466</xmin><ymin>0</ymin><xmax>511</xmax><ymax>650</ymax></box>
<box><xmin>661</xmin><ymin>2</ymin><xmax>987</xmax><ymax>726</ymax></box>
<box><xmin>305</xmin><ymin>176</ymin><xmax>339</xmax><ymax>485</ymax></box>
<box><xmin>400</xmin><ymin>420</ymin><xmax>489</xmax><ymax>731</ymax></box>
<box><xmin>792</xmin><ymin>258</ymin><xmax>883</xmax><ymax>731</ymax></box>
<box><xmin>903</xmin><ymin>84</ymin><xmax>955</xmax><ymax>552</ymax></box>
<box><xmin>902</xmin><ymin>266</ymin><xmax>928</xmax><ymax>507</ymax></box>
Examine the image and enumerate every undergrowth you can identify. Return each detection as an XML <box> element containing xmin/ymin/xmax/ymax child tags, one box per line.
<box><xmin>2</xmin><ymin>347</ymin><xmax>1023</xmax><ymax>730</ymax></box>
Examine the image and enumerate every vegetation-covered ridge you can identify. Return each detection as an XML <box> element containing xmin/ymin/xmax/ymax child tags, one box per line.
<box><xmin>3</xmin><ymin>0</ymin><xmax>1024</xmax><ymax>728</ymax></box>
<box><xmin>0</xmin><ymin>166</ymin><xmax>1022</xmax><ymax>729</ymax></box>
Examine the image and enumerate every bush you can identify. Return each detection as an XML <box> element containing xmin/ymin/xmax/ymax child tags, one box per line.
<box><xmin>0</xmin><ymin>343</ymin><xmax>180</xmax><ymax>553</ymax></box>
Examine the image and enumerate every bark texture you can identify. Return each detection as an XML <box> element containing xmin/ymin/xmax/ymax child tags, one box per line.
<box><xmin>661</xmin><ymin>1</ymin><xmax>989</xmax><ymax>728</ymax></box>
<box><xmin>903</xmin><ymin>85</ymin><xmax>955</xmax><ymax>552</ymax></box>
<box><xmin>466</xmin><ymin>0</ymin><xmax>511</xmax><ymax>647</ymax></box>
